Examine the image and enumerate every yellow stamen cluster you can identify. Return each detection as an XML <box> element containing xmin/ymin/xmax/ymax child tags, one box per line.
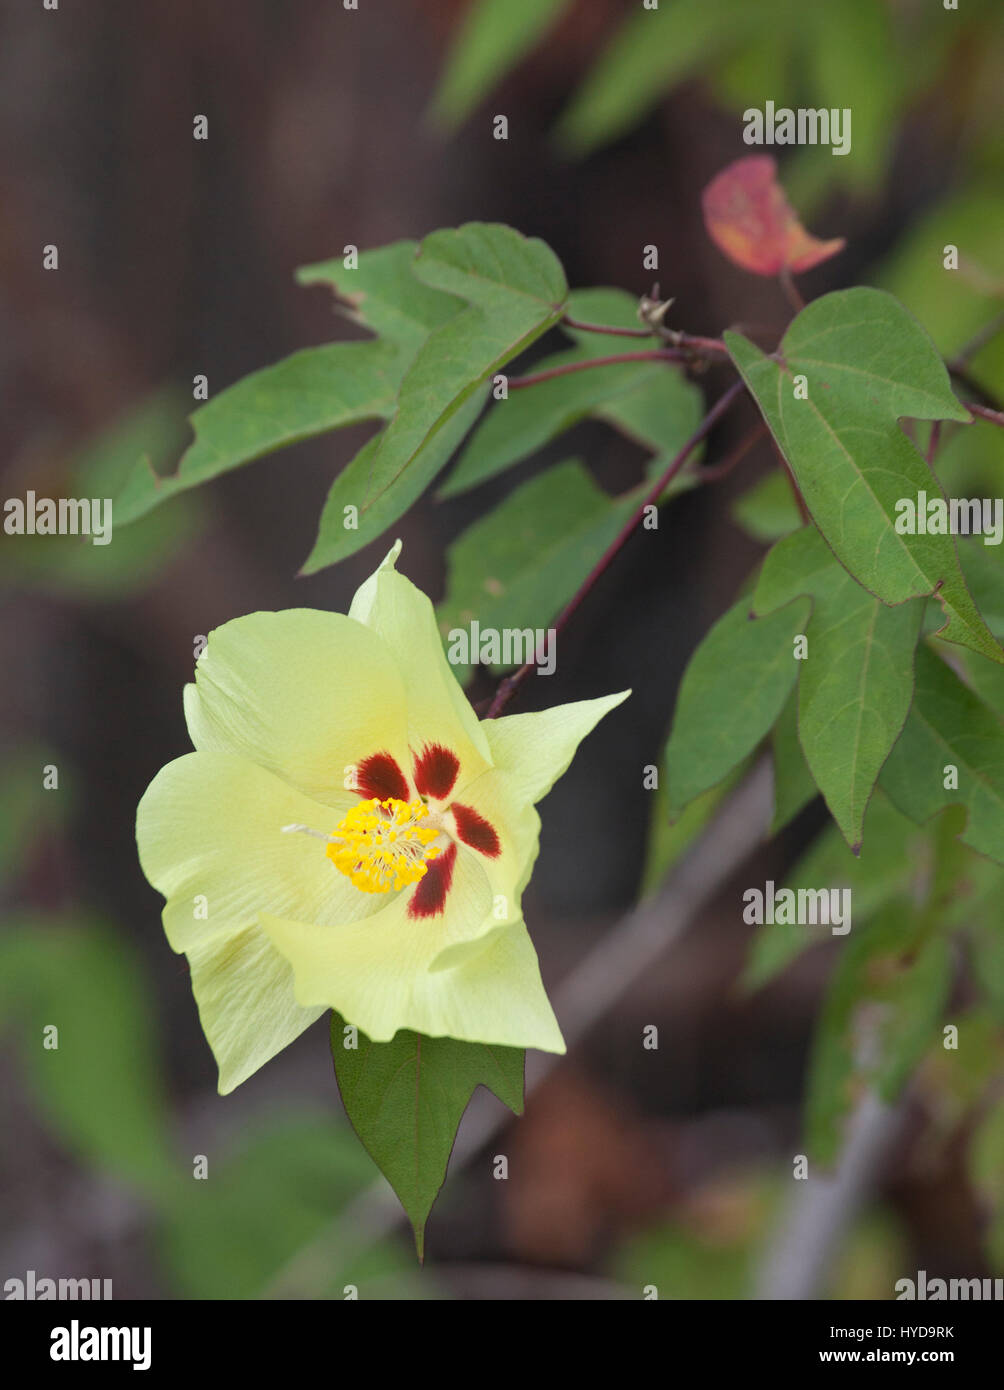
<box><xmin>326</xmin><ymin>798</ymin><xmax>441</xmax><ymax>894</ymax></box>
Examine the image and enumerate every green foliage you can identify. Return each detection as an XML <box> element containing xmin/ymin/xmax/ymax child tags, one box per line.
<box><xmin>881</xmin><ymin>643</ymin><xmax>1004</xmax><ymax>865</ymax></box>
<box><xmin>302</xmin><ymin>222</ymin><xmax>568</xmax><ymax>570</ymax></box>
<box><xmin>753</xmin><ymin>526</ymin><xmax>925</xmax><ymax>848</ymax></box>
<box><xmin>726</xmin><ymin>289</ymin><xmax>1000</xmax><ymax>665</ymax></box>
<box><xmin>553</xmin><ymin>0</ymin><xmax>755</xmax><ymax>157</ymax></box>
<box><xmin>769</xmin><ymin>689</ymin><xmax>816</xmax><ymax>833</ymax></box>
<box><xmin>0</xmin><ymin>918</ymin><xmax>176</xmax><ymax>1195</ymax></box>
<box><xmin>158</xmin><ymin>1116</ymin><xmax>419</xmax><ymax>1299</ymax></box>
<box><xmin>743</xmin><ymin>792</ymin><xmax>922</xmax><ymax>991</ymax></box>
<box><xmin>430</xmin><ymin>0</ymin><xmax>571</xmax><ymax>129</ymax></box>
<box><xmin>664</xmin><ymin>593</ymin><xmax>809</xmax><ymax>818</ymax></box>
<box><xmin>805</xmin><ymin>899</ymin><xmax>950</xmax><ymax>1163</ymax></box>
<box><xmin>731</xmin><ymin>469</ymin><xmax>801</xmax><ymax>544</ymax></box>
<box><xmin>330</xmin><ymin>1014</ymin><xmax>524</xmax><ymax>1258</ymax></box>
<box><xmin>1</xmin><ymin>390</ymin><xmax>201</xmax><ymax>596</ymax></box>
<box><xmin>437</xmin><ymin>460</ymin><xmax>634</xmax><ymax>685</ymax></box>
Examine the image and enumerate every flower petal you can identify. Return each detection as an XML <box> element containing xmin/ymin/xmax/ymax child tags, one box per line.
<box><xmin>136</xmin><ymin>750</ymin><xmax>378</xmax><ymax>954</ymax></box>
<box><xmin>261</xmin><ymin>908</ymin><xmax>564</xmax><ymax>1054</ymax></box>
<box><xmin>482</xmin><ymin>690</ymin><xmax>631</xmax><ymax>805</ymax></box>
<box><xmin>185</xmin><ymin>926</ymin><xmax>325</xmax><ymax>1094</ymax></box>
<box><xmin>183</xmin><ymin>608</ymin><xmax>411</xmax><ymax>809</ymax></box>
<box><xmin>349</xmin><ymin>543</ymin><xmax>492</xmax><ymax>789</ymax></box>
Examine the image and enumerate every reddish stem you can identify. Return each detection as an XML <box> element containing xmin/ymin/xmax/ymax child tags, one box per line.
<box><xmin>965</xmin><ymin>401</ymin><xmax>1004</xmax><ymax>429</ymax></box>
<box><xmin>485</xmin><ymin>379</ymin><xmax>747</xmax><ymax>718</ymax></box>
<box><xmin>508</xmin><ymin>349</ymin><xmax>687</xmax><ymax>388</ymax></box>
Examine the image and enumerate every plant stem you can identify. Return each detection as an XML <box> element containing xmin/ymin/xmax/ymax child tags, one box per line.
<box><xmin>696</xmin><ymin>420</ymin><xmax>768</xmax><ymax>483</ymax></box>
<box><xmin>485</xmin><ymin>378</ymin><xmax>747</xmax><ymax>718</ymax></box>
<box><xmin>778</xmin><ymin>266</ymin><xmax>805</xmax><ymax>312</ymax></box>
<box><xmin>926</xmin><ymin>420</ymin><xmax>941</xmax><ymax>465</ymax></box>
<box><xmin>949</xmin><ymin>308</ymin><xmax>1004</xmax><ymax>369</ymax></box>
<box><xmin>507</xmin><ymin>348</ymin><xmax>688</xmax><ymax>388</ymax></box>
<box><xmin>562</xmin><ymin>315</ymin><xmax>730</xmax><ymax>362</ymax></box>
<box><xmin>965</xmin><ymin>401</ymin><xmax>1004</xmax><ymax>429</ymax></box>
<box><xmin>562</xmin><ymin>315</ymin><xmax>654</xmax><ymax>339</ymax></box>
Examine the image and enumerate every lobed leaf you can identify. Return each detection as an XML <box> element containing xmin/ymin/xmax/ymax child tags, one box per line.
<box><xmin>726</xmin><ymin>288</ymin><xmax>1000</xmax><ymax>665</ymax></box>
<box><xmin>880</xmin><ymin>643</ymin><xmax>1004</xmax><ymax>866</ymax></box>
<box><xmin>331</xmin><ymin>1014</ymin><xmax>524</xmax><ymax>1258</ymax></box>
<box><xmin>754</xmin><ymin>526</ymin><xmax>925</xmax><ymax>848</ymax></box>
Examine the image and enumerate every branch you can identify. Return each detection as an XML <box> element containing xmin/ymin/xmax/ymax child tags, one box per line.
<box><xmin>485</xmin><ymin>377</ymin><xmax>748</xmax><ymax>718</ymax></box>
<box><xmin>965</xmin><ymin>401</ymin><xmax>1004</xmax><ymax>429</ymax></box>
<box><xmin>507</xmin><ymin>348</ymin><xmax>689</xmax><ymax>389</ymax></box>
<box><xmin>562</xmin><ymin>313</ymin><xmax>731</xmax><ymax>362</ymax></box>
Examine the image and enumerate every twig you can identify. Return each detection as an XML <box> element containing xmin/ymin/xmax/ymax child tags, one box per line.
<box><xmin>260</xmin><ymin>759</ymin><xmax>775</xmax><ymax>1297</ymax></box>
<box><xmin>507</xmin><ymin>348</ymin><xmax>688</xmax><ymax>389</ymax></box>
<box><xmin>778</xmin><ymin>267</ymin><xmax>805</xmax><ymax>313</ymax></box>
<box><xmin>948</xmin><ymin>309</ymin><xmax>1004</xmax><ymax>371</ymax></box>
<box><xmin>965</xmin><ymin>401</ymin><xmax>1004</xmax><ymax>429</ymax></box>
<box><xmin>485</xmin><ymin>378</ymin><xmax>748</xmax><ymax>719</ymax></box>
<box><xmin>696</xmin><ymin>420</ymin><xmax>768</xmax><ymax>484</ymax></box>
<box><xmin>926</xmin><ymin>420</ymin><xmax>941</xmax><ymax>465</ymax></box>
<box><xmin>562</xmin><ymin>315</ymin><xmax>655</xmax><ymax>339</ymax></box>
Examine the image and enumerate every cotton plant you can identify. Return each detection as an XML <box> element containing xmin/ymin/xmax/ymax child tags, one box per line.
<box><xmin>137</xmin><ymin>541</ymin><xmax>627</xmax><ymax>1250</ymax></box>
<box><xmin>127</xmin><ymin>161</ymin><xmax>1004</xmax><ymax>1266</ymax></box>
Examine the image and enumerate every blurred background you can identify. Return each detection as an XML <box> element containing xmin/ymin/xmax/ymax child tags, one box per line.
<box><xmin>1</xmin><ymin>0</ymin><xmax>1002</xmax><ymax>1299</ymax></box>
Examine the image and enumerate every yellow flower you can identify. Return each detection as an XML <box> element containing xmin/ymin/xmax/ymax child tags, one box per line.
<box><xmin>136</xmin><ymin>543</ymin><xmax>628</xmax><ymax>1093</ymax></box>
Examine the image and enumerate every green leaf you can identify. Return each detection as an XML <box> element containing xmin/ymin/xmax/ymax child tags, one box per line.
<box><xmin>115</xmin><ymin>241</ymin><xmax>464</xmax><ymax>525</ymax></box>
<box><xmin>1</xmin><ymin>389</ymin><xmax>203</xmax><ymax>596</ymax></box>
<box><xmin>872</xmin><ymin>185</ymin><xmax>1004</xmax><ymax>399</ymax></box>
<box><xmin>753</xmin><ymin>526</ymin><xmax>925</xmax><ymax>847</ymax></box>
<box><xmin>770</xmin><ymin>688</ymin><xmax>817</xmax><ymax>833</ymax></box>
<box><xmin>295</xmin><ymin>239</ymin><xmax>464</xmax><ymax>352</ymax></box>
<box><xmin>881</xmin><ymin>643</ymin><xmax>1004</xmax><ymax>865</ymax></box>
<box><xmin>553</xmin><ymin>0</ymin><xmax>753</xmax><ymax>156</ymax></box>
<box><xmin>301</xmin><ymin>385</ymin><xmax>488</xmax><ymax>574</ymax></box>
<box><xmin>442</xmin><ymin>356</ymin><xmax>699</xmax><ymax>497</ymax></box>
<box><xmin>313</xmin><ymin>223</ymin><xmax>567</xmax><ymax>567</ymax></box>
<box><xmin>0</xmin><ymin>918</ymin><xmax>176</xmax><ymax>1195</ymax></box>
<box><xmin>725</xmin><ymin>288</ymin><xmax>1001</xmax><ymax>666</ymax></box>
<box><xmin>805</xmin><ymin>898</ymin><xmax>948</xmax><ymax>1163</ymax></box>
<box><xmin>429</xmin><ymin>0</ymin><xmax>572</xmax><ymax>129</ymax></box>
<box><xmin>440</xmin><ymin>351</ymin><xmax>665</xmax><ymax>497</ymax></box>
<box><xmin>731</xmin><ymin>469</ymin><xmax>802</xmax><ymax>543</ymax></box>
<box><xmin>742</xmin><ymin>792</ymin><xmax>922</xmax><ymax>991</ymax></box>
<box><xmin>115</xmin><ymin>340</ymin><xmax>403</xmax><ymax>524</ymax></box>
<box><xmin>437</xmin><ymin>459</ymin><xmax>632</xmax><ymax>685</ymax></box>
<box><xmin>664</xmin><ymin>593</ymin><xmax>810</xmax><ymax>818</ymax></box>
<box><xmin>331</xmin><ymin>1014</ymin><xmax>524</xmax><ymax>1257</ymax></box>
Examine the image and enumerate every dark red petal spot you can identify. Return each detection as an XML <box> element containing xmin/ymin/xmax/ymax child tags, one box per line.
<box><xmin>412</xmin><ymin>743</ymin><xmax>460</xmax><ymax>800</ymax></box>
<box><xmin>451</xmin><ymin>802</ymin><xmax>501</xmax><ymax>858</ymax></box>
<box><xmin>408</xmin><ymin>842</ymin><xmax>457</xmax><ymax>919</ymax></box>
<box><xmin>355</xmin><ymin>751</ymin><xmax>409</xmax><ymax>802</ymax></box>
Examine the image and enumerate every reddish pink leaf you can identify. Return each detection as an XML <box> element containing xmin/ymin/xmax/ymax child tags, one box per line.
<box><xmin>701</xmin><ymin>156</ymin><xmax>845</xmax><ymax>277</ymax></box>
